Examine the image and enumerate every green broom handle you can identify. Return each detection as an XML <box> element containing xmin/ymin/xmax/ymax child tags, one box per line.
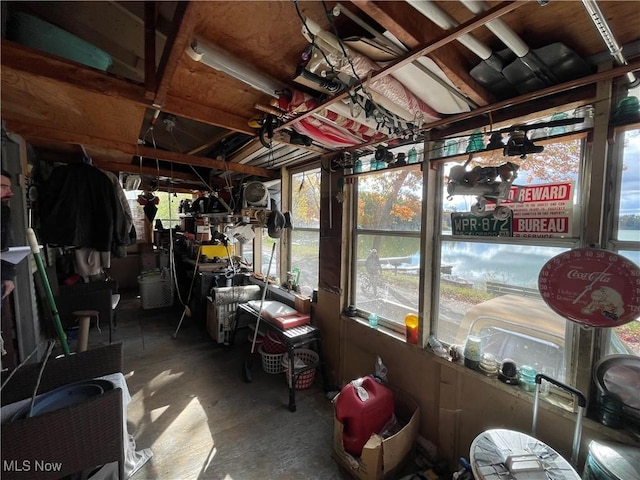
<box><xmin>26</xmin><ymin>228</ymin><xmax>71</xmax><ymax>356</ymax></box>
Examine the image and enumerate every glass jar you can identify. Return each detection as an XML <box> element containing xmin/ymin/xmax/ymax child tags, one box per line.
<box><xmin>368</xmin><ymin>313</ymin><xmax>378</xmax><ymax>328</ymax></box>
<box><xmin>407</xmin><ymin>147</ymin><xmax>418</xmax><ymax>163</ymax></box>
<box><xmin>463</xmin><ymin>335</ymin><xmax>482</xmax><ymax>369</ymax></box>
<box><xmin>479</xmin><ymin>353</ymin><xmax>499</xmax><ymax>377</ymax></box>
<box><xmin>404</xmin><ymin>313</ymin><xmax>419</xmax><ymax>344</ymax></box>
<box><xmin>518</xmin><ymin>365</ymin><xmax>537</xmax><ymax>392</ymax></box>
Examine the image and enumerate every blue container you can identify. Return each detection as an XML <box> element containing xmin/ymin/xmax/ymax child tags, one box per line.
<box><xmin>6</xmin><ymin>12</ymin><xmax>113</xmax><ymax>71</ymax></box>
<box><xmin>518</xmin><ymin>365</ymin><xmax>537</xmax><ymax>392</ymax></box>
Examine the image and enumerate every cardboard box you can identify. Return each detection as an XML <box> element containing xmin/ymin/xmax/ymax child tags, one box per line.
<box><xmin>206</xmin><ymin>296</ymin><xmax>236</xmax><ymax>343</ymax></box>
<box><xmin>294</xmin><ymin>294</ymin><xmax>311</xmax><ymax>314</ymax></box>
<box><xmin>333</xmin><ymin>388</ymin><xmax>420</xmax><ymax>480</ymax></box>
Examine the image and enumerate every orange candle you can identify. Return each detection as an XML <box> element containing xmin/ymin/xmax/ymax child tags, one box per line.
<box><xmin>404</xmin><ymin>313</ymin><xmax>419</xmax><ymax>344</ymax></box>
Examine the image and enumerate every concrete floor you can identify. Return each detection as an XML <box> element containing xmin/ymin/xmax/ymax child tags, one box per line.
<box><xmin>103</xmin><ymin>291</ymin><xmax>352</xmax><ymax>480</ymax></box>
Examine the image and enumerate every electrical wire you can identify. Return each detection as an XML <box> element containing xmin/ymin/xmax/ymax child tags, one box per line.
<box><xmin>28</xmin><ymin>340</ymin><xmax>55</xmax><ymax>418</ymax></box>
<box><xmin>0</xmin><ymin>341</ymin><xmax>51</xmax><ymax>392</ymax></box>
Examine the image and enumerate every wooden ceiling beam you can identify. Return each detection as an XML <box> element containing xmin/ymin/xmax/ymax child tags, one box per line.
<box><xmin>144</xmin><ymin>1</ymin><xmax>157</xmax><ymax>98</ymax></box>
<box><xmin>161</xmin><ymin>93</ymin><xmax>255</xmax><ymax>135</ymax></box>
<box><xmin>351</xmin><ymin>1</ymin><xmax>492</xmax><ymax>107</ymax></box>
<box><xmin>1</xmin><ymin>40</ymin><xmax>255</xmax><ymax>135</ymax></box>
<box><xmin>4</xmin><ymin>120</ymin><xmax>278</xmax><ymax>179</ymax></box>
<box><xmin>90</xmin><ymin>161</ymin><xmax>201</xmax><ymax>184</ymax></box>
<box><xmin>153</xmin><ymin>1</ymin><xmax>199</xmax><ymax>107</ymax></box>
<box><xmin>430</xmin><ymin>86</ymin><xmax>597</xmax><ymax>139</ymax></box>
<box><xmin>0</xmin><ymin>41</ymin><xmax>147</xmax><ymax>104</ymax></box>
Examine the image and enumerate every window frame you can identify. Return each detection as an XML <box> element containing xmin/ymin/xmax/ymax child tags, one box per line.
<box><xmin>431</xmin><ymin>135</ymin><xmax>586</xmax><ymax>383</ymax></box>
<box><xmin>288</xmin><ymin>164</ymin><xmax>322</xmax><ymax>292</ymax></box>
<box><xmin>349</xmin><ymin>155</ymin><xmax>425</xmax><ymax>334</ymax></box>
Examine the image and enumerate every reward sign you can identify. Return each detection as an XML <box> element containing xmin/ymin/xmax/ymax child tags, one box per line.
<box><xmin>496</xmin><ymin>181</ymin><xmax>574</xmax><ymax>238</ymax></box>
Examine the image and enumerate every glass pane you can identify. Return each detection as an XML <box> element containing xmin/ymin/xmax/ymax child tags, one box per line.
<box><xmin>616</xmin><ymin>128</ymin><xmax>640</xmax><ymax>242</ymax></box>
<box><xmin>291</xmin><ymin>230</ymin><xmax>319</xmax><ymax>294</ymax></box>
<box><xmin>608</xmin><ymin>250</ymin><xmax>640</xmax><ymax>357</ymax></box>
<box><xmin>437</xmin><ymin>241</ymin><xmax>571</xmax><ymax>381</ymax></box>
<box><xmin>155</xmin><ymin>193</ymin><xmax>193</xmax><ymax>229</ymax></box>
<box><xmin>292</xmin><ymin>169</ymin><xmax>321</xmax><ymax>229</ymax></box>
<box><xmin>442</xmin><ymin>140</ymin><xmax>581</xmax><ymax>238</ymax></box>
<box><xmin>262</xmin><ymin>232</ymin><xmax>279</xmax><ymax>280</ymax></box>
<box><xmin>357</xmin><ymin>165</ymin><xmax>422</xmax><ymax>232</ymax></box>
<box><xmin>355</xmin><ymin>234</ymin><xmax>420</xmax><ymax>328</ymax></box>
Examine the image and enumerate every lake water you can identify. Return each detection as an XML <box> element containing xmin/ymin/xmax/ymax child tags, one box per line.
<box><xmin>442</xmin><ymin>231</ymin><xmax>639</xmax><ymax>288</ymax></box>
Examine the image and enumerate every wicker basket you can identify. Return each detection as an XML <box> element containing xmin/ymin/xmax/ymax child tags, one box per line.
<box><xmin>281</xmin><ymin>349</ymin><xmax>319</xmax><ymax>390</ymax></box>
<box><xmin>258</xmin><ymin>345</ymin><xmax>285</xmax><ymax>374</ymax></box>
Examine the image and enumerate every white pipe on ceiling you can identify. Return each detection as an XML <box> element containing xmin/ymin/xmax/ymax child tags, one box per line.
<box><xmin>458</xmin><ymin>0</ymin><xmax>528</xmax><ymax>57</ymax></box>
<box><xmin>405</xmin><ymin>0</ymin><xmax>493</xmax><ymax>60</ymax></box>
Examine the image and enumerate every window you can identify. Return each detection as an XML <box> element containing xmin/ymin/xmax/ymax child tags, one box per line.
<box><xmin>435</xmin><ymin>137</ymin><xmax>584</xmax><ymax>381</ymax></box>
<box><xmin>608</xmin><ymin>124</ymin><xmax>640</xmax><ymax>356</ymax></box>
<box><xmin>126</xmin><ymin>190</ymin><xmax>193</xmax><ymax>243</ymax></box>
<box><xmin>352</xmin><ymin>146</ymin><xmax>423</xmax><ymax>331</ymax></box>
<box><xmin>290</xmin><ymin>168</ymin><xmax>321</xmax><ymax>294</ymax></box>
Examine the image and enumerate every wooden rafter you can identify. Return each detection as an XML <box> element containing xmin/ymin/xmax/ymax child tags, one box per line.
<box><xmin>275</xmin><ymin>1</ymin><xmax>524</xmax><ymax>133</ymax></box>
<box><xmin>351</xmin><ymin>1</ymin><xmax>492</xmax><ymax>107</ymax></box>
<box><xmin>4</xmin><ymin>120</ymin><xmax>278</xmax><ymax>179</ymax></box>
<box><xmin>153</xmin><ymin>1</ymin><xmax>199</xmax><ymax>108</ymax></box>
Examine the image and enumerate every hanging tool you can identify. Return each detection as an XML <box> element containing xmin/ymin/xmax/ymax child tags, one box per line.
<box><xmin>243</xmin><ymin>242</ymin><xmax>277</xmax><ymax>383</ymax></box>
<box><xmin>172</xmin><ymin>245</ymin><xmax>201</xmax><ymax>339</ymax></box>
<box><xmin>26</xmin><ymin>228</ymin><xmax>70</xmax><ymax>356</ymax></box>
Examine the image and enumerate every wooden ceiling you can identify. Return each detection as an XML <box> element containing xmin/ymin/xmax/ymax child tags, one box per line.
<box><xmin>1</xmin><ymin>1</ymin><xmax>639</xmax><ymax>191</ymax></box>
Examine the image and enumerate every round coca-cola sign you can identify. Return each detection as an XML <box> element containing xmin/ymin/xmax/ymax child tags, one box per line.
<box><xmin>538</xmin><ymin>248</ymin><xmax>640</xmax><ymax>327</ymax></box>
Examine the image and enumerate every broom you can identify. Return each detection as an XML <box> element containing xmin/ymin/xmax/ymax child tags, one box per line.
<box><xmin>27</xmin><ymin>228</ymin><xmax>71</xmax><ymax>356</ymax></box>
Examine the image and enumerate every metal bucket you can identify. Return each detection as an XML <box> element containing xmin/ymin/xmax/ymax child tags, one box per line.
<box><xmin>582</xmin><ymin>440</ymin><xmax>640</xmax><ymax>480</ymax></box>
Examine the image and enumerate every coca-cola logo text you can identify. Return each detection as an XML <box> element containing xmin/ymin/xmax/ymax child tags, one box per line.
<box><xmin>567</xmin><ymin>270</ymin><xmax>612</xmax><ymax>282</ymax></box>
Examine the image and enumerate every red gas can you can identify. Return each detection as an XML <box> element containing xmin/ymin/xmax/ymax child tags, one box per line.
<box><xmin>334</xmin><ymin>376</ymin><xmax>394</xmax><ymax>457</ymax></box>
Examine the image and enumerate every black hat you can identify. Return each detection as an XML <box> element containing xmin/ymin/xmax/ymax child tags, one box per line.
<box><xmin>267</xmin><ymin>210</ymin><xmax>285</xmax><ymax>239</ymax></box>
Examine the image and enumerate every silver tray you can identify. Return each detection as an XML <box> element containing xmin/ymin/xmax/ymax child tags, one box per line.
<box><xmin>594</xmin><ymin>354</ymin><xmax>640</xmax><ymax>414</ymax></box>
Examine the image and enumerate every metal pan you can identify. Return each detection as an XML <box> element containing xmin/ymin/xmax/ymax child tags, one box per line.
<box><xmin>594</xmin><ymin>354</ymin><xmax>640</xmax><ymax>422</ymax></box>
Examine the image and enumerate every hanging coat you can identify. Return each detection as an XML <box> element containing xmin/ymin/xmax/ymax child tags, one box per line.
<box><xmin>39</xmin><ymin>163</ymin><xmax>128</xmax><ymax>252</ymax></box>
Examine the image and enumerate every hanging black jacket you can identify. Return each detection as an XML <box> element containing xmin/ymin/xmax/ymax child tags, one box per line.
<box><xmin>39</xmin><ymin>163</ymin><xmax>128</xmax><ymax>252</ymax></box>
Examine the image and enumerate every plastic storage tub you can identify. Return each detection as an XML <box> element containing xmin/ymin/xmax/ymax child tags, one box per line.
<box><xmin>138</xmin><ymin>270</ymin><xmax>174</xmax><ymax>309</ymax></box>
<box><xmin>6</xmin><ymin>12</ymin><xmax>113</xmax><ymax>71</ymax></box>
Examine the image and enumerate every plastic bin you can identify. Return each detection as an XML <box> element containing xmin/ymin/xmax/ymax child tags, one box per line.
<box><xmin>138</xmin><ymin>271</ymin><xmax>174</xmax><ymax>309</ymax></box>
<box><xmin>6</xmin><ymin>12</ymin><xmax>113</xmax><ymax>71</ymax></box>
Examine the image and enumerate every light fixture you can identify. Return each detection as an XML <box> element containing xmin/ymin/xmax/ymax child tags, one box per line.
<box><xmin>582</xmin><ymin>0</ymin><xmax>638</xmax><ymax>86</ymax></box>
<box><xmin>186</xmin><ymin>38</ymin><xmax>284</xmax><ymax>98</ymax></box>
